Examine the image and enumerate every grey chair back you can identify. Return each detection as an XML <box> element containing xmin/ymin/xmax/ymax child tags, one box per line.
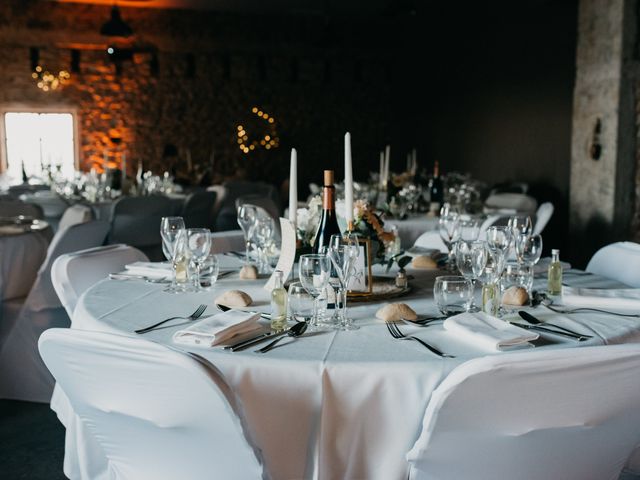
<box><xmin>0</xmin><ymin>200</ymin><xmax>44</xmax><ymax>219</ymax></box>
<box><xmin>213</xmin><ymin>181</ymin><xmax>280</xmax><ymax>231</ymax></box>
<box><xmin>181</xmin><ymin>190</ymin><xmax>217</xmax><ymax>229</ymax></box>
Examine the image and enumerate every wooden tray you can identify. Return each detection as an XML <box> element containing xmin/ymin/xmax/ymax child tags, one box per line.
<box><xmin>348</xmin><ymin>276</ymin><xmax>411</xmax><ymax>303</ymax></box>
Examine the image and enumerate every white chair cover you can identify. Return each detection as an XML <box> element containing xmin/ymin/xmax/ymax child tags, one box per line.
<box><xmin>211</xmin><ymin>230</ymin><xmax>245</xmax><ymax>254</ymax></box>
<box><xmin>586</xmin><ymin>242</ymin><xmax>640</xmax><ymax>288</ymax></box>
<box><xmin>21</xmin><ymin>191</ymin><xmax>69</xmax><ymax>218</ymax></box>
<box><xmin>0</xmin><ymin>200</ymin><xmax>44</xmax><ymax>219</ymax></box>
<box><xmin>58</xmin><ymin>205</ymin><xmax>93</xmax><ymax>232</ymax></box>
<box><xmin>0</xmin><ymin>220</ymin><xmax>110</xmax><ymax>402</ymax></box>
<box><xmin>532</xmin><ymin>201</ymin><xmax>554</xmax><ymax>235</ymax></box>
<box><xmin>406</xmin><ymin>345</ymin><xmax>640</xmax><ymax>480</ymax></box>
<box><xmin>483</xmin><ymin>192</ymin><xmax>537</xmax><ymax>215</ymax></box>
<box><xmin>52</xmin><ymin>244</ymin><xmax>148</xmax><ymax>319</ymax></box>
<box><xmin>39</xmin><ymin>329</ymin><xmax>267</xmax><ymax>480</ymax></box>
<box><xmin>413</xmin><ymin>231</ymin><xmax>448</xmax><ymax>253</ymax></box>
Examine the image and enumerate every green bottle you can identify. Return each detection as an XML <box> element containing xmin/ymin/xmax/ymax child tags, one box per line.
<box><xmin>547</xmin><ymin>249</ymin><xmax>562</xmax><ymax>296</ymax></box>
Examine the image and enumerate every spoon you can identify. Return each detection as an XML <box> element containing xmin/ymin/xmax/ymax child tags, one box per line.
<box><xmin>256</xmin><ymin>322</ymin><xmax>307</xmax><ymax>353</ymax></box>
<box><xmin>518</xmin><ymin>311</ymin><xmax>592</xmax><ymax>339</ymax></box>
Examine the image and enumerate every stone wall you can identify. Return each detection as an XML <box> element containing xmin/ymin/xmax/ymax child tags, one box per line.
<box><xmin>0</xmin><ymin>1</ymin><xmax>400</xmax><ymax>191</ymax></box>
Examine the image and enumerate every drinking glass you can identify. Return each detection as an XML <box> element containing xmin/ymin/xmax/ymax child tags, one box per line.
<box><xmin>439</xmin><ymin>212</ymin><xmax>460</xmax><ymax>270</ymax></box>
<box><xmin>299</xmin><ymin>254</ymin><xmax>331</xmax><ymax>330</ymax></box>
<box><xmin>253</xmin><ymin>216</ymin><xmax>274</xmax><ymax>274</ymax></box>
<box><xmin>433</xmin><ymin>275</ymin><xmax>474</xmax><ymax>315</ymax></box>
<box><xmin>508</xmin><ymin>215</ymin><xmax>532</xmax><ymax>240</ymax></box>
<box><xmin>458</xmin><ymin>218</ymin><xmax>480</xmax><ymax>242</ymax></box>
<box><xmin>501</xmin><ymin>262</ymin><xmax>535</xmax><ymax>304</ymax></box>
<box><xmin>198</xmin><ymin>254</ymin><xmax>219</xmax><ymax>290</ymax></box>
<box><xmin>288</xmin><ymin>281</ymin><xmax>315</xmax><ymax>322</ymax></box>
<box><xmin>160</xmin><ymin>216</ymin><xmax>186</xmax><ymax>293</ymax></box>
<box><xmin>455</xmin><ymin>240</ymin><xmax>487</xmax><ymax>311</ymax></box>
<box><xmin>485</xmin><ymin>225</ymin><xmax>512</xmax><ymax>261</ymax></box>
<box><xmin>477</xmin><ymin>248</ymin><xmax>505</xmax><ymax>317</ymax></box>
<box><xmin>186</xmin><ymin>228</ymin><xmax>212</xmax><ymax>292</ymax></box>
<box><xmin>327</xmin><ymin>234</ymin><xmax>360</xmax><ymax>331</ymax></box>
<box><xmin>515</xmin><ymin>233</ymin><xmax>543</xmax><ymax>265</ymax></box>
<box><xmin>237</xmin><ymin>204</ymin><xmax>258</xmax><ymax>264</ymax></box>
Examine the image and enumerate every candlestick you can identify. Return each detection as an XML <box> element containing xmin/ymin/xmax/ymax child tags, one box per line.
<box><xmin>344</xmin><ymin>132</ymin><xmax>353</xmax><ymax>226</ymax></box>
<box><xmin>288</xmin><ymin>148</ymin><xmax>297</xmax><ymax>227</ymax></box>
<box><xmin>384</xmin><ymin>144</ymin><xmax>391</xmax><ymax>186</ymax></box>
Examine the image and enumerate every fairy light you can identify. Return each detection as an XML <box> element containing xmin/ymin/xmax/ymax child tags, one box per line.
<box><xmin>32</xmin><ymin>65</ymin><xmax>70</xmax><ymax>92</ymax></box>
<box><xmin>236</xmin><ymin>106</ymin><xmax>279</xmax><ymax>155</ymax></box>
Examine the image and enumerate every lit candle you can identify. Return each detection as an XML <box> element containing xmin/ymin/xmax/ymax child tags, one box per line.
<box><xmin>344</xmin><ymin>132</ymin><xmax>353</xmax><ymax>227</ymax></box>
<box><xmin>288</xmin><ymin>148</ymin><xmax>297</xmax><ymax>227</ymax></box>
<box><xmin>384</xmin><ymin>144</ymin><xmax>391</xmax><ymax>186</ymax></box>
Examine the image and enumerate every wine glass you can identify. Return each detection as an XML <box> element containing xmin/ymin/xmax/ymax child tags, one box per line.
<box><xmin>508</xmin><ymin>215</ymin><xmax>532</xmax><ymax>241</ymax></box>
<box><xmin>485</xmin><ymin>226</ymin><xmax>512</xmax><ymax>259</ymax></box>
<box><xmin>455</xmin><ymin>240</ymin><xmax>487</xmax><ymax>311</ymax></box>
<box><xmin>458</xmin><ymin>218</ymin><xmax>480</xmax><ymax>242</ymax></box>
<box><xmin>160</xmin><ymin>216</ymin><xmax>186</xmax><ymax>293</ymax></box>
<box><xmin>439</xmin><ymin>212</ymin><xmax>461</xmax><ymax>271</ymax></box>
<box><xmin>298</xmin><ymin>254</ymin><xmax>331</xmax><ymax>330</ymax></box>
<box><xmin>237</xmin><ymin>204</ymin><xmax>257</xmax><ymax>264</ymax></box>
<box><xmin>515</xmin><ymin>233</ymin><xmax>543</xmax><ymax>265</ymax></box>
<box><xmin>186</xmin><ymin>228</ymin><xmax>212</xmax><ymax>292</ymax></box>
<box><xmin>327</xmin><ymin>234</ymin><xmax>360</xmax><ymax>331</ymax></box>
<box><xmin>253</xmin><ymin>216</ymin><xmax>274</xmax><ymax>274</ymax></box>
<box><xmin>477</xmin><ymin>248</ymin><xmax>505</xmax><ymax>316</ymax></box>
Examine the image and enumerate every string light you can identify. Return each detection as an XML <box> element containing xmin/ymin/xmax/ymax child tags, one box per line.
<box><xmin>31</xmin><ymin>65</ymin><xmax>70</xmax><ymax>92</ymax></box>
<box><xmin>236</xmin><ymin>106</ymin><xmax>279</xmax><ymax>155</ymax></box>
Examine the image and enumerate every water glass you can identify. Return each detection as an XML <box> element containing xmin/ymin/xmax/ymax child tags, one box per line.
<box><xmin>299</xmin><ymin>254</ymin><xmax>331</xmax><ymax>330</ymax></box>
<box><xmin>186</xmin><ymin>228</ymin><xmax>212</xmax><ymax>292</ymax></box>
<box><xmin>455</xmin><ymin>240</ymin><xmax>487</xmax><ymax>311</ymax></box>
<box><xmin>253</xmin><ymin>216</ymin><xmax>274</xmax><ymax>274</ymax></box>
<box><xmin>198</xmin><ymin>254</ymin><xmax>219</xmax><ymax>289</ymax></box>
<box><xmin>237</xmin><ymin>204</ymin><xmax>257</xmax><ymax>264</ymax></box>
<box><xmin>160</xmin><ymin>216</ymin><xmax>187</xmax><ymax>293</ymax></box>
<box><xmin>434</xmin><ymin>275</ymin><xmax>473</xmax><ymax>315</ymax></box>
<box><xmin>458</xmin><ymin>218</ymin><xmax>480</xmax><ymax>242</ymax></box>
<box><xmin>501</xmin><ymin>262</ymin><xmax>534</xmax><ymax>300</ymax></box>
<box><xmin>439</xmin><ymin>213</ymin><xmax>461</xmax><ymax>270</ymax></box>
<box><xmin>288</xmin><ymin>281</ymin><xmax>315</xmax><ymax>322</ymax></box>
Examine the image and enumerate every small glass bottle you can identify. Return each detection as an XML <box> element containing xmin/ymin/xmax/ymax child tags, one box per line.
<box><xmin>548</xmin><ymin>249</ymin><xmax>562</xmax><ymax>295</ymax></box>
<box><xmin>270</xmin><ymin>270</ymin><xmax>288</xmax><ymax>331</ymax></box>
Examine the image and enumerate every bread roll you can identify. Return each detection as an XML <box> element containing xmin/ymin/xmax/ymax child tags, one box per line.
<box><xmin>215</xmin><ymin>290</ymin><xmax>253</xmax><ymax>308</ymax></box>
<box><xmin>411</xmin><ymin>255</ymin><xmax>438</xmax><ymax>269</ymax></box>
<box><xmin>376</xmin><ymin>303</ymin><xmax>418</xmax><ymax>321</ymax></box>
<box><xmin>501</xmin><ymin>286</ymin><xmax>529</xmax><ymax>306</ymax></box>
<box><xmin>239</xmin><ymin>264</ymin><xmax>258</xmax><ymax>279</ymax></box>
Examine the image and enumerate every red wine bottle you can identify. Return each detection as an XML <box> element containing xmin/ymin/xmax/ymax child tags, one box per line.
<box><xmin>312</xmin><ymin>170</ymin><xmax>342</xmax><ymax>253</ymax></box>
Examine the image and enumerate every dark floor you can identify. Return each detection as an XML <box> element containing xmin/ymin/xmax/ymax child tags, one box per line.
<box><xmin>0</xmin><ymin>400</ymin><xmax>66</xmax><ymax>479</ymax></box>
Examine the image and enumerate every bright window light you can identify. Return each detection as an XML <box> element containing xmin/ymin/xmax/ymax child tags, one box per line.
<box><xmin>4</xmin><ymin>112</ymin><xmax>76</xmax><ymax>182</ymax></box>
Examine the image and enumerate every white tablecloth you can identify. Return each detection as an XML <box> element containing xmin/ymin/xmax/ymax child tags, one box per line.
<box><xmin>385</xmin><ymin>215</ymin><xmax>438</xmax><ymax>247</ymax></box>
<box><xmin>69</xmin><ymin>259</ymin><xmax>640</xmax><ymax>480</ymax></box>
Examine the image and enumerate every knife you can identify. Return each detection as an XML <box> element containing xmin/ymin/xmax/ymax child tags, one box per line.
<box><xmin>518</xmin><ymin>311</ymin><xmax>593</xmax><ymax>339</ymax></box>
<box><xmin>224</xmin><ymin>331</ymin><xmax>285</xmax><ymax>351</ymax></box>
<box><xmin>509</xmin><ymin>322</ymin><xmax>588</xmax><ymax>341</ymax></box>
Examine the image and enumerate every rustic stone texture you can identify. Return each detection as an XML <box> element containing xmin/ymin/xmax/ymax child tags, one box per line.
<box><xmin>570</xmin><ymin>0</ymin><xmax>638</xmax><ymax>264</ymax></box>
<box><xmin>0</xmin><ymin>1</ymin><xmax>395</xmax><ymax>188</ymax></box>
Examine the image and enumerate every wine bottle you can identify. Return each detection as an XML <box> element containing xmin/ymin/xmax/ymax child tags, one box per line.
<box><xmin>312</xmin><ymin>170</ymin><xmax>342</xmax><ymax>253</ymax></box>
<box><xmin>429</xmin><ymin>161</ymin><xmax>444</xmax><ymax>213</ymax></box>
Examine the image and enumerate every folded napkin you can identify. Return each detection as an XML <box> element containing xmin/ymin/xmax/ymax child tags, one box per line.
<box><xmin>125</xmin><ymin>261</ymin><xmax>172</xmax><ymax>279</ymax></box>
<box><xmin>173</xmin><ymin>310</ymin><xmax>261</xmax><ymax>347</ymax></box>
<box><xmin>562</xmin><ymin>286</ymin><xmax>640</xmax><ymax>312</ymax></box>
<box><xmin>444</xmin><ymin>311</ymin><xmax>538</xmax><ymax>351</ymax></box>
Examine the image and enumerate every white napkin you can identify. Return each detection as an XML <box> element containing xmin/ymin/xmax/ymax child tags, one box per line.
<box><xmin>444</xmin><ymin>311</ymin><xmax>538</xmax><ymax>351</ymax></box>
<box><xmin>173</xmin><ymin>310</ymin><xmax>261</xmax><ymax>347</ymax></box>
<box><xmin>562</xmin><ymin>286</ymin><xmax>640</xmax><ymax>312</ymax></box>
<box><xmin>125</xmin><ymin>261</ymin><xmax>172</xmax><ymax>279</ymax></box>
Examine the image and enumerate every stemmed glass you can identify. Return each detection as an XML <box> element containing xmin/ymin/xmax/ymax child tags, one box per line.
<box><xmin>508</xmin><ymin>215</ymin><xmax>533</xmax><ymax>239</ymax></box>
<box><xmin>477</xmin><ymin>248</ymin><xmax>505</xmax><ymax>316</ymax></box>
<box><xmin>186</xmin><ymin>228</ymin><xmax>212</xmax><ymax>292</ymax></box>
<box><xmin>458</xmin><ymin>218</ymin><xmax>480</xmax><ymax>242</ymax></box>
<box><xmin>299</xmin><ymin>254</ymin><xmax>332</xmax><ymax>331</ymax></box>
<box><xmin>160</xmin><ymin>216</ymin><xmax>186</xmax><ymax>293</ymax></box>
<box><xmin>237</xmin><ymin>204</ymin><xmax>257</xmax><ymax>264</ymax></box>
<box><xmin>327</xmin><ymin>234</ymin><xmax>360</xmax><ymax>331</ymax></box>
<box><xmin>439</xmin><ymin>212</ymin><xmax>461</xmax><ymax>271</ymax></box>
<box><xmin>253</xmin><ymin>216</ymin><xmax>274</xmax><ymax>274</ymax></box>
<box><xmin>515</xmin><ymin>233</ymin><xmax>543</xmax><ymax>265</ymax></box>
<box><xmin>486</xmin><ymin>226</ymin><xmax>512</xmax><ymax>259</ymax></box>
<box><xmin>455</xmin><ymin>240</ymin><xmax>488</xmax><ymax>311</ymax></box>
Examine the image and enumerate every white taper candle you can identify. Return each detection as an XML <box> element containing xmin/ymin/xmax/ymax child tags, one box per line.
<box><xmin>288</xmin><ymin>148</ymin><xmax>297</xmax><ymax>227</ymax></box>
<box><xmin>344</xmin><ymin>132</ymin><xmax>353</xmax><ymax>225</ymax></box>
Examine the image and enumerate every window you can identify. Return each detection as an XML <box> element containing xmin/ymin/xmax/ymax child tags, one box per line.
<box><xmin>2</xmin><ymin>111</ymin><xmax>77</xmax><ymax>182</ymax></box>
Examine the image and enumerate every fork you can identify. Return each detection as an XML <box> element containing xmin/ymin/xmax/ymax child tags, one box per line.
<box><xmin>544</xmin><ymin>303</ymin><xmax>640</xmax><ymax>318</ymax></box>
<box><xmin>135</xmin><ymin>304</ymin><xmax>207</xmax><ymax>334</ymax></box>
<box><xmin>385</xmin><ymin>321</ymin><xmax>454</xmax><ymax>358</ymax></box>
<box><xmin>401</xmin><ymin>315</ymin><xmax>447</xmax><ymax>327</ymax></box>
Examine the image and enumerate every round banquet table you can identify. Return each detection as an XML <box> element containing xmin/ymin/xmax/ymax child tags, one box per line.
<box><xmin>71</xmin><ymin>260</ymin><xmax>640</xmax><ymax>480</ymax></box>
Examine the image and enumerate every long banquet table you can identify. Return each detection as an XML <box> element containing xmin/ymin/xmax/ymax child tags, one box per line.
<box><xmin>69</xmin><ymin>259</ymin><xmax>640</xmax><ymax>480</ymax></box>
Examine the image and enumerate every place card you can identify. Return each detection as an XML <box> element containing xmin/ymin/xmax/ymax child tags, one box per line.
<box><xmin>264</xmin><ymin>218</ymin><xmax>296</xmax><ymax>291</ymax></box>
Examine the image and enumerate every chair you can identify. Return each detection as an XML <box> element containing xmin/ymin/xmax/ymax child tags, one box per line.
<box><xmin>212</xmin><ymin>181</ymin><xmax>280</xmax><ymax>231</ymax></box>
<box><xmin>211</xmin><ymin>230</ymin><xmax>245</xmax><ymax>254</ymax></box>
<box><xmin>51</xmin><ymin>244</ymin><xmax>148</xmax><ymax>319</ymax></box>
<box><xmin>58</xmin><ymin>204</ymin><xmax>93</xmax><ymax>232</ymax></box>
<box><xmin>236</xmin><ymin>194</ymin><xmax>280</xmax><ymax>223</ymax></box>
<box><xmin>406</xmin><ymin>344</ymin><xmax>640</xmax><ymax>480</ymax></box>
<box><xmin>0</xmin><ymin>220</ymin><xmax>110</xmax><ymax>402</ymax></box>
<box><xmin>107</xmin><ymin>195</ymin><xmax>173</xmax><ymax>261</ymax></box>
<box><xmin>483</xmin><ymin>192</ymin><xmax>537</xmax><ymax>215</ymax></box>
<box><xmin>38</xmin><ymin>329</ymin><xmax>267</xmax><ymax>480</ymax></box>
<box><xmin>586</xmin><ymin>242</ymin><xmax>640</xmax><ymax>287</ymax></box>
<box><xmin>413</xmin><ymin>231</ymin><xmax>448</xmax><ymax>253</ymax></box>
<box><xmin>181</xmin><ymin>190</ymin><xmax>217</xmax><ymax>229</ymax></box>
<box><xmin>532</xmin><ymin>201</ymin><xmax>554</xmax><ymax>235</ymax></box>
<box><xmin>0</xmin><ymin>200</ymin><xmax>44</xmax><ymax>219</ymax></box>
